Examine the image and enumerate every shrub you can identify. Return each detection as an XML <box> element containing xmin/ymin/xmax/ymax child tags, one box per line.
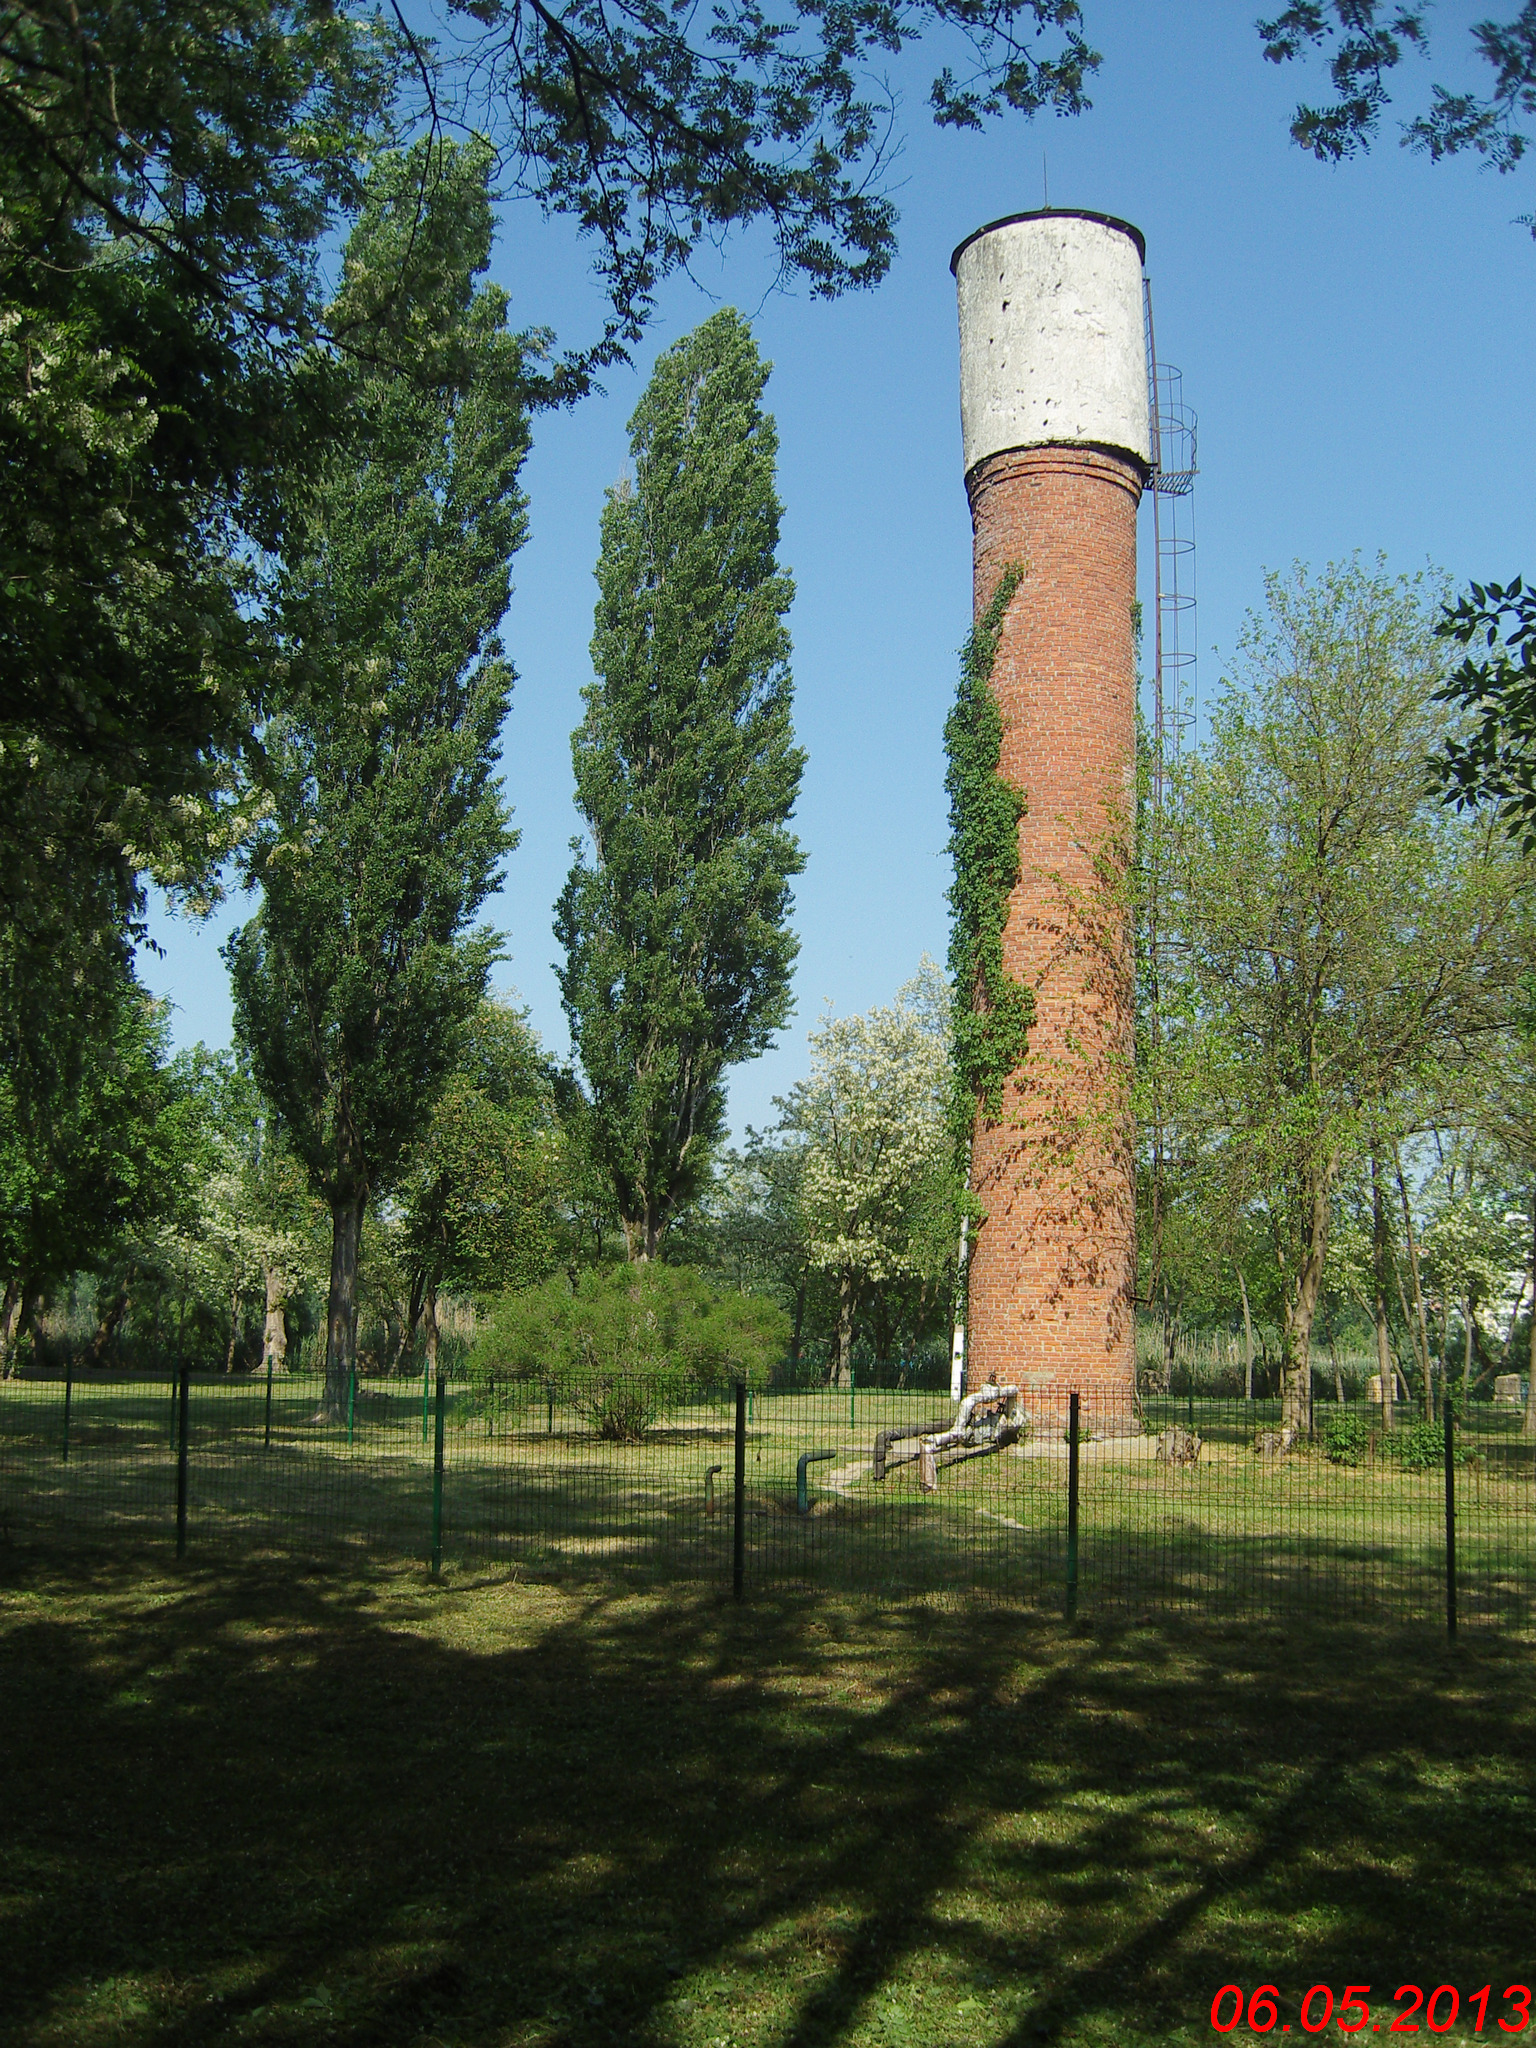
<box><xmin>1380</xmin><ymin>1418</ymin><xmax>1444</xmax><ymax>1471</ymax></box>
<box><xmin>470</xmin><ymin>1264</ymin><xmax>788</xmax><ymax>1441</ymax></box>
<box><xmin>1320</xmin><ymin>1410</ymin><xmax>1372</xmax><ymax>1467</ymax></box>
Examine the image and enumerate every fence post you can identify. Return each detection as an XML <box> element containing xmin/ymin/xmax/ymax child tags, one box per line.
<box><xmin>175</xmin><ymin>1364</ymin><xmax>190</xmax><ymax>1560</ymax></box>
<box><xmin>1065</xmin><ymin>1391</ymin><xmax>1081</xmax><ymax>1623</ymax></box>
<box><xmin>264</xmin><ymin>1352</ymin><xmax>274</xmax><ymax>1450</ymax></box>
<box><xmin>430</xmin><ymin>1370</ymin><xmax>446</xmax><ymax>1579</ymax></box>
<box><xmin>733</xmin><ymin>1380</ymin><xmax>746</xmax><ymax>1602</ymax></box>
<box><xmin>1445</xmin><ymin>1398</ymin><xmax>1457</xmax><ymax>1641</ymax></box>
<box><xmin>61</xmin><ymin>1372</ymin><xmax>72</xmax><ymax>1464</ymax></box>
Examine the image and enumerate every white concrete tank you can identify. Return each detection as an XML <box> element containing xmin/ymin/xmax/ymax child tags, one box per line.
<box><xmin>952</xmin><ymin>210</ymin><xmax>1150</xmax><ymax>479</ymax></box>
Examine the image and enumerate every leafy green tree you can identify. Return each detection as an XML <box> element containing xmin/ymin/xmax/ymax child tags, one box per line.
<box><xmin>228</xmin><ymin>141</ymin><xmax>527</xmax><ymax>1419</ymax></box>
<box><xmin>0</xmin><ymin>2</ymin><xmax>394</xmax><ymax>915</ymax></box>
<box><xmin>1155</xmin><ymin>560</ymin><xmax>1523</xmax><ymax>1432</ymax></box>
<box><xmin>780</xmin><ymin>963</ymin><xmax>954</xmax><ymax>1389</ymax></box>
<box><xmin>1257</xmin><ymin>3</ymin><xmax>1536</xmax><ymax>199</ymax></box>
<box><xmin>416</xmin><ymin>3</ymin><xmax>1097</xmax><ymax>350</ymax></box>
<box><xmin>397</xmin><ymin>1002</ymin><xmax>562</xmax><ymax>1371</ymax></box>
<box><xmin>0</xmin><ymin>962</ymin><xmax>187</xmax><ymax>1372</ymax></box>
<box><xmin>1432</xmin><ymin>579</ymin><xmax>1536</xmax><ymax>846</ymax></box>
<box><xmin>557</xmin><ymin>309</ymin><xmax>805</xmax><ymax>1261</ymax></box>
<box><xmin>471</xmin><ymin>1262</ymin><xmax>785</xmax><ymax>1440</ymax></box>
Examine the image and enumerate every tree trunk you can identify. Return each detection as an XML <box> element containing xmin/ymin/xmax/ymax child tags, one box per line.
<box><xmin>225</xmin><ymin>1285</ymin><xmax>241</xmax><ymax>1374</ymax></box>
<box><xmin>1</xmin><ymin>1275</ymin><xmax>24</xmax><ymax>1378</ymax></box>
<box><xmin>788</xmin><ymin>1276</ymin><xmax>806</xmax><ymax>1373</ymax></box>
<box><xmin>404</xmin><ymin>1268</ymin><xmax>426</xmax><ymax>1366</ymax></box>
<box><xmin>1461</xmin><ymin>1296</ymin><xmax>1475</xmax><ymax>1413</ymax></box>
<box><xmin>828</xmin><ymin>1268</ymin><xmax>856</xmax><ymax>1390</ymax></box>
<box><xmin>424</xmin><ymin>1283</ymin><xmax>439</xmax><ymax>1378</ymax></box>
<box><xmin>1279</xmin><ymin>1173</ymin><xmax>1331</xmax><ymax>1433</ymax></box>
<box><xmin>1238</xmin><ymin>1271</ymin><xmax>1255</xmax><ymax>1402</ymax></box>
<box><xmin>263</xmin><ymin>1267</ymin><xmax>289</xmax><ymax>1375</ymax></box>
<box><xmin>85</xmin><ymin>1277</ymin><xmax>133</xmax><ymax>1369</ymax></box>
<box><xmin>324</xmin><ymin>1191</ymin><xmax>365</xmax><ymax>1421</ymax></box>
<box><xmin>1393</xmin><ymin>1150</ymin><xmax>1434</xmax><ymax>1421</ymax></box>
<box><xmin>1371</xmin><ymin>1153</ymin><xmax>1394</xmax><ymax>1433</ymax></box>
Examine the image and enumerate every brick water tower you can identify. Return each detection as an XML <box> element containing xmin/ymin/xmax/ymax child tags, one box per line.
<box><xmin>952</xmin><ymin>209</ymin><xmax>1149</xmax><ymax>1430</ymax></box>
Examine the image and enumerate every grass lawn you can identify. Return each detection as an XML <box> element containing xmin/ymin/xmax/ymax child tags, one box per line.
<box><xmin>1</xmin><ymin>1543</ymin><xmax>1532</xmax><ymax>2047</ymax></box>
<box><xmin>3</xmin><ymin>1378</ymin><xmax>1532</xmax><ymax>1624</ymax></box>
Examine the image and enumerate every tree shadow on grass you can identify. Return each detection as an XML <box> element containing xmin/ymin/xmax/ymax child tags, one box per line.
<box><xmin>0</xmin><ymin>1544</ymin><xmax>1533</xmax><ymax>2047</ymax></box>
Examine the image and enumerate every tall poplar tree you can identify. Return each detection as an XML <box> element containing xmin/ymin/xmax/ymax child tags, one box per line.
<box><xmin>227</xmin><ymin>140</ymin><xmax>527</xmax><ymax>1417</ymax></box>
<box><xmin>557</xmin><ymin>310</ymin><xmax>805</xmax><ymax>1260</ymax></box>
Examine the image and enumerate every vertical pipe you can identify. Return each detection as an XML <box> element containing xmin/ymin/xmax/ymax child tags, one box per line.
<box><xmin>175</xmin><ymin>1364</ymin><xmax>190</xmax><ymax>1560</ymax></box>
<box><xmin>1445</xmin><ymin>1398</ymin><xmax>1457</xmax><ymax>1641</ymax></box>
<box><xmin>61</xmin><ymin>1372</ymin><xmax>72</xmax><ymax>1464</ymax></box>
<box><xmin>431</xmin><ymin>1369</ymin><xmax>446</xmax><ymax>1578</ymax></box>
<box><xmin>263</xmin><ymin>1351</ymin><xmax>274</xmax><ymax>1450</ymax></box>
<box><xmin>733</xmin><ymin>1380</ymin><xmax>746</xmax><ymax>1602</ymax></box>
<box><xmin>1065</xmin><ymin>1390</ymin><xmax>1081</xmax><ymax>1622</ymax></box>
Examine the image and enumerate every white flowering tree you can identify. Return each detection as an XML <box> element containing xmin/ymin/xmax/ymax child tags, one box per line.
<box><xmin>779</xmin><ymin>963</ymin><xmax>953</xmax><ymax>1387</ymax></box>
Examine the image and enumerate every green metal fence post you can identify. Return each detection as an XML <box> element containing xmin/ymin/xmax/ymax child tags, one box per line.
<box><xmin>263</xmin><ymin>1352</ymin><xmax>274</xmax><ymax>1450</ymax></box>
<box><xmin>175</xmin><ymin>1365</ymin><xmax>190</xmax><ymax>1560</ymax></box>
<box><xmin>733</xmin><ymin>1380</ymin><xmax>746</xmax><ymax>1602</ymax></box>
<box><xmin>1065</xmin><ymin>1390</ymin><xmax>1081</xmax><ymax>1623</ymax></box>
<box><xmin>61</xmin><ymin>1372</ymin><xmax>72</xmax><ymax>1463</ymax></box>
<box><xmin>1445</xmin><ymin>1399</ymin><xmax>1457</xmax><ymax>1641</ymax></box>
<box><xmin>430</xmin><ymin>1370</ymin><xmax>446</xmax><ymax>1579</ymax></box>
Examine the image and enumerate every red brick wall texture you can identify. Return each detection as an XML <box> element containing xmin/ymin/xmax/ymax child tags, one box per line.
<box><xmin>964</xmin><ymin>445</ymin><xmax>1143</xmax><ymax>1429</ymax></box>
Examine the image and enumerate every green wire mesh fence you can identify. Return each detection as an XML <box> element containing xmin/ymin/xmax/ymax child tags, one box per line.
<box><xmin>1</xmin><ymin>1368</ymin><xmax>1530</xmax><ymax>1628</ymax></box>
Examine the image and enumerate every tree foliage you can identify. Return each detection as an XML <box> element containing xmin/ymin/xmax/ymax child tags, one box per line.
<box><xmin>780</xmin><ymin>963</ymin><xmax>954</xmax><ymax>1388</ymax></box>
<box><xmin>1148</xmin><ymin>559</ymin><xmax>1523</xmax><ymax>1429</ymax></box>
<box><xmin>1258</xmin><ymin>1</ymin><xmax>1536</xmax><ymax>198</ymax></box>
<box><xmin>0</xmin><ymin>1</ymin><xmax>396</xmax><ymax>912</ymax></box>
<box><xmin>1432</xmin><ymin>578</ymin><xmax>1536</xmax><ymax>847</ymax></box>
<box><xmin>558</xmin><ymin>308</ymin><xmax>804</xmax><ymax>1260</ymax></box>
<box><xmin>228</xmin><ymin>139</ymin><xmax>526</xmax><ymax>1415</ymax></box>
<box><xmin>397</xmin><ymin>1002</ymin><xmax>563</xmax><ymax>1366</ymax></box>
<box><xmin>435</xmin><ymin>0</ymin><xmax>1099</xmax><ymax>349</ymax></box>
<box><xmin>471</xmin><ymin>1262</ymin><xmax>786</xmax><ymax>1438</ymax></box>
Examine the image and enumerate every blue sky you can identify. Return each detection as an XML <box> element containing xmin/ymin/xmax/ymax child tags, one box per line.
<box><xmin>142</xmin><ymin>0</ymin><xmax>1536</xmax><ymax>1136</ymax></box>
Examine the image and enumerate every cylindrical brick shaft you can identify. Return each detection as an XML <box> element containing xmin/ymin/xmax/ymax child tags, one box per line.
<box><xmin>951</xmin><ymin>211</ymin><xmax>1149</xmax><ymax>1433</ymax></box>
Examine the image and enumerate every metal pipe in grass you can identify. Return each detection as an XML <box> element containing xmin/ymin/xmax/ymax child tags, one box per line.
<box><xmin>430</xmin><ymin>1371</ymin><xmax>447</xmax><ymax>1578</ymax></box>
<box><xmin>175</xmin><ymin>1365</ymin><xmax>190</xmax><ymax>1561</ymax></box>
<box><xmin>733</xmin><ymin>1381</ymin><xmax>746</xmax><ymax>1601</ymax></box>
<box><xmin>797</xmin><ymin>1447</ymin><xmax>835</xmax><ymax>1514</ymax></box>
<box><xmin>1065</xmin><ymin>1390</ymin><xmax>1080</xmax><ymax>1623</ymax></box>
<box><xmin>703</xmin><ymin>1463</ymin><xmax>723</xmax><ymax>1514</ymax></box>
<box><xmin>1445</xmin><ymin>1401</ymin><xmax>1457</xmax><ymax>1641</ymax></box>
<box><xmin>61</xmin><ymin>1373</ymin><xmax>71</xmax><ymax>1463</ymax></box>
